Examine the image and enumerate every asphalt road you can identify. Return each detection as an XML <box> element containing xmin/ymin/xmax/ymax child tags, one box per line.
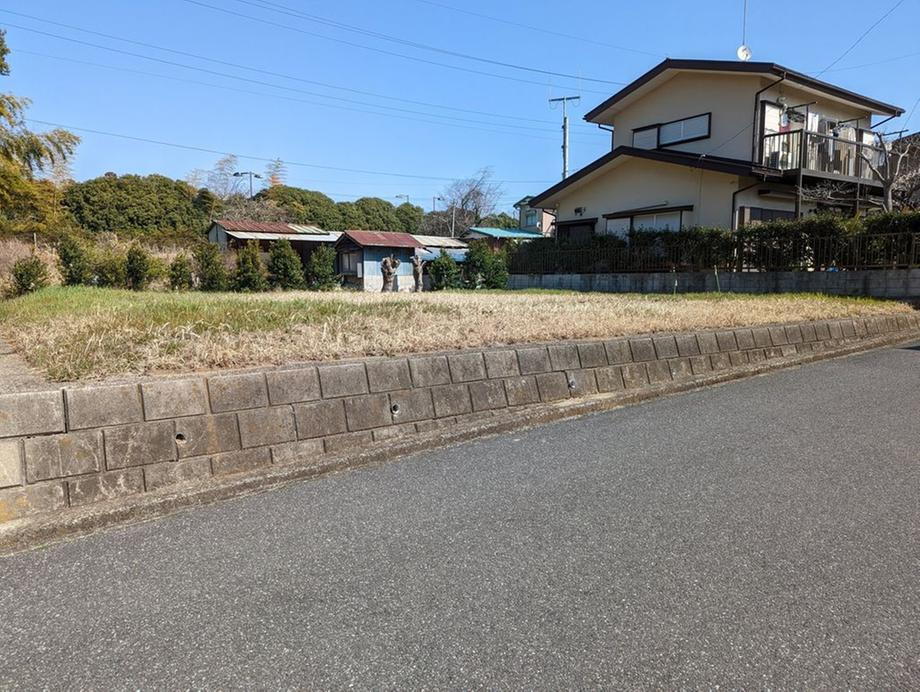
<box><xmin>2</xmin><ymin>343</ymin><xmax>919</xmax><ymax>689</ymax></box>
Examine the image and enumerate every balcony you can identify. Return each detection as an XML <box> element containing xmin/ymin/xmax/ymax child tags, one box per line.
<box><xmin>760</xmin><ymin>130</ymin><xmax>885</xmax><ymax>183</ymax></box>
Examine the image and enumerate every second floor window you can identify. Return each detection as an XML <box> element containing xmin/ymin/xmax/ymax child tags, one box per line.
<box><xmin>524</xmin><ymin>210</ymin><xmax>538</xmax><ymax>227</ymax></box>
<box><xmin>634</xmin><ymin>113</ymin><xmax>711</xmax><ymax>149</ymax></box>
<box><xmin>658</xmin><ymin>113</ymin><xmax>710</xmax><ymax>145</ymax></box>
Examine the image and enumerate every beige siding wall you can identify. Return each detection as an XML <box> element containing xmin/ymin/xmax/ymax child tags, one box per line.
<box><xmin>553</xmin><ymin>158</ymin><xmax>742</xmax><ymax>230</ymax></box>
<box><xmin>611</xmin><ymin>73</ymin><xmax>760</xmax><ymax>160</ymax></box>
<box><xmin>607</xmin><ymin>72</ymin><xmax>876</xmax><ymax>163</ymax></box>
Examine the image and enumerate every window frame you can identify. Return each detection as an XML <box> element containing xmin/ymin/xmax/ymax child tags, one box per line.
<box><xmin>632</xmin><ymin>112</ymin><xmax>712</xmax><ymax>149</ymax></box>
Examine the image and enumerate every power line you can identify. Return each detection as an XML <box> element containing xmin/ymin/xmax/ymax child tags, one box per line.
<box><xmin>815</xmin><ymin>0</ymin><xmax>906</xmax><ymax>76</ymax></box>
<box><xmin>176</xmin><ymin>0</ymin><xmax>613</xmax><ymax>95</ymax></box>
<box><xmin>227</xmin><ymin>0</ymin><xmax>625</xmax><ymax>85</ymax></box>
<box><xmin>4</xmin><ymin>24</ymin><xmax>605</xmax><ymax>140</ymax></box>
<box><xmin>406</xmin><ymin>0</ymin><xmax>662</xmax><ymax>58</ymax></box>
<box><xmin>0</xmin><ymin>9</ymin><xmax>598</xmax><ymax>127</ymax></box>
<box><xmin>904</xmin><ymin>94</ymin><xmax>920</xmax><ymax>127</ymax></box>
<box><xmin>818</xmin><ymin>49</ymin><xmax>920</xmax><ymax>73</ymax></box>
<box><xmin>25</xmin><ymin>118</ymin><xmax>556</xmax><ymax>184</ymax></box>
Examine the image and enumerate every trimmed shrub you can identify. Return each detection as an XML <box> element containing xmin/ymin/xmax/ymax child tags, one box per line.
<box><xmin>57</xmin><ymin>234</ymin><xmax>93</xmax><ymax>286</ymax></box>
<box><xmin>10</xmin><ymin>255</ymin><xmax>49</xmax><ymax>296</ymax></box>
<box><xmin>125</xmin><ymin>245</ymin><xmax>152</xmax><ymax>291</ymax></box>
<box><xmin>306</xmin><ymin>245</ymin><xmax>338</xmax><ymax>291</ymax></box>
<box><xmin>268</xmin><ymin>239</ymin><xmax>306</xmax><ymax>290</ymax></box>
<box><xmin>482</xmin><ymin>247</ymin><xmax>509</xmax><ymax>289</ymax></box>
<box><xmin>463</xmin><ymin>239</ymin><xmax>509</xmax><ymax>289</ymax></box>
<box><xmin>863</xmin><ymin>211</ymin><xmax>920</xmax><ymax>235</ymax></box>
<box><xmin>194</xmin><ymin>243</ymin><xmax>228</xmax><ymax>292</ymax></box>
<box><xmin>233</xmin><ymin>241</ymin><xmax>268</xmax><ymax>292</ymax></box>
<box><xmin>429</xmin><ymin>250</ymin><xmax>462</xmax><ymax>290</ymax></box>
<box><xmin>169</xmin><ymin>254</ymin><xmax>194</xmax><ymax>291</ymax></box>
<box><xmin>93</xmin><ymin>248</ymin><xmax>127</xmax><ymax>288</ymax></box>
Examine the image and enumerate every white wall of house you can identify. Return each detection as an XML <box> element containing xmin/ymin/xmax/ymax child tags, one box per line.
<box><xmin>553</xmin><ymin>158</ymin><xmax>742</xmax><ymax>231</ymax></box>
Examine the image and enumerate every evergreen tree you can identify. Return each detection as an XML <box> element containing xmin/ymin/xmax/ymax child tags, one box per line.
<box><xmin>395</xmin><ymin>202</ymin><xmax>424</xmax><ymax>233</ymax></box>
<box><xmin>233</xmin><ymin>241</ymin><xmax>268</xmax><ymax>292</ymax></box>
<box><xmin>267</xmin><ymin>239</ymin><xmax>305</xmax><ymax>289</ymax></box>
<box><xmin>429</xmin><ymin>250</ymin><xmax>462</xmax><ymax>290</ymax></box>
<box><xmin>125</xmin><ymin>245</ymin><xmax>152</xmax><ymax>290</ymax></box>
<box><xmin>306</xmin><ymin>245</ymin><xmax>338</xmax><ymax>290</ymax></box>
<box><xmin>57</xmin><ymin>234</ymin><xmax>93</xmax><ymax>285</ymax></box>
<box><xmin>169</xmin><ymin>254</ymin><xmax>194</xmax><ymax>291</ymax></box>
<box><xmin>194</xmin><ymin>243</ymin><xmax>228</xmax><ymax>292</ymax></box>
<box><xmin>9</xmin><ymin>255</ymin><xmax>49</xmax><ymax>296</ymax></box>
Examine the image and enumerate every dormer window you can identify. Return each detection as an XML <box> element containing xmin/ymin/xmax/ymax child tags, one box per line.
<box><xmin>632</xmin><ymin>113</ymin><xmax>711</xmax><ymax>149</ymax></box>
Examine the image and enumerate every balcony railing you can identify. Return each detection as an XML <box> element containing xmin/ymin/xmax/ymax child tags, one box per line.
<box><xmin>760</xmin><ymin>131</ymin><xmax>885</xmax><ymax>182</ymax></box>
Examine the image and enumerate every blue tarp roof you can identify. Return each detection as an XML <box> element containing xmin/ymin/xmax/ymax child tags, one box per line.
<box><xmin>417</xmin><ymin>248</ymin><xmax>468</xmax><ymax>262</ymax></box>
<box><xmin>465</xmin><ymin>227</ymin><xmax>544</xmax><ymax>239</ymax></box>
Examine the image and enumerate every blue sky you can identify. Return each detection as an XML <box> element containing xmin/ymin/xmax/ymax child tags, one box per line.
<box><xmin>2</xmin><ymin>0</ymin><xmax>918</xmax><ymax>214</ymax></box>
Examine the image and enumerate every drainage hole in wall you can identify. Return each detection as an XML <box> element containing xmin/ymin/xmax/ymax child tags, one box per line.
<box><xmin>391</xmin><ymin>403</ymin><xmax>401</xmax><ymax>415</ymax></box>
<box><xmin>176</xmin><ymin>433</ymin><xmax>187</xmax><ymax>443</ymax></box>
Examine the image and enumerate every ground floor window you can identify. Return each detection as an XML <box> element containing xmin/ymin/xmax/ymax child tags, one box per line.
<box><xmin>739</xmin><ymin>206</ymin><xmax>796</xmax><ymax>226</ymax></box>
<box><xmin>632</xmin><ymin>211</ymin><xmax>682</xmax><ymax>231</ymax></box>
<box><xmin>339</xmin><ymin>250</ymin><xmax>361</xmax><ymax>275</ymax></box>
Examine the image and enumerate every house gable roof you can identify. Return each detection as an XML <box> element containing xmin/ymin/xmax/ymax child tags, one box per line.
<box><xmin>584</xmin><ymin>59</ymin><xmax>904</xmax><ymax>122</ymax></box>
<box><xmin>528</xmin><ymin>146</ymin><xmax>782</xmax><ymax>208</ymax></box>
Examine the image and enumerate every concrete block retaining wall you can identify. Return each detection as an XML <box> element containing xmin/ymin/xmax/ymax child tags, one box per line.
<box><xmin>1</xmin><ymin>313</ymin><xmax>918</xmax><ymax>528</ymax></box>
<box><xmin>508</xmin><ymin>268</ymin><xmax>920</xmax><ymax>298</ymax></box>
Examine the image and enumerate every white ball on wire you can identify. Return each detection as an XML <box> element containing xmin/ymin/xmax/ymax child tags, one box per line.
<box><xmin>737</xmin><ymin>44</ymin><xmax>752</xmax><ymax>61</ymax></box>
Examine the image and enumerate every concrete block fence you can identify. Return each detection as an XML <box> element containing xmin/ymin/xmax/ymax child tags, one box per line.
<box><xmin>0</xmin><ymin>313</ymin><xmax>918</xmax><ymax>526</ymax></box>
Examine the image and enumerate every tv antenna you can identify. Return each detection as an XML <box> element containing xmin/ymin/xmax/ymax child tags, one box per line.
<box><xmin>737</xmin><ymin>0</ymin><xmax>752</xmax><ymax>61</ymax></box>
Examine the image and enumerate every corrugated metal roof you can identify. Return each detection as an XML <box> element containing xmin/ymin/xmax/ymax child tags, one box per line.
<box><xmin>417</xmin><ymin>248</ymin><xmax>468</xmax><ymax>262</ymax></box>
<box><xmin>339</xmin><ymin>230</ymin><xmax>423</xmax><ymax>248</ymax></box>
<box><xmin>411</xmin><ymin>234</ymin><xmax>468</xmax><ymax>248</ymax></box>
<box><xmin>288</xmin><ymin>224</ymin><xmax>327</xmax><ymax>235</ymax></box>
<box><xmin>214</xmin><ymin>220</ymin><xmax>299</xmax><ymax>234</ymax></box>
<box><xmin>465</xmin><ymin>227</ymin><xmax>545</xmax><ymax>239</ymax></box>
<box><xmin>225</xmin><ymin>230</ymin><xmax>341</xmax><ymax>242</ymax></box>
<box><xmin>214</xmin><ymin>220</ymin><xmax>328</xmax><ymax>235</ymax></box>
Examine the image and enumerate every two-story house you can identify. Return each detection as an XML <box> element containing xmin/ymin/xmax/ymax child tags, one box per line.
<box><xmin>513</xmin><ymin>196</ymin><xmax>556</xmax><ymax>236</ymax></box>
<box><xmin>528</xmin><ymin>59</ymin><xmax>904</xmax><ymax>241</ymax></box>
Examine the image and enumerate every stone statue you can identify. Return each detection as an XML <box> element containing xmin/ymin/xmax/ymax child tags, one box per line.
<box><xmin>380</xmin><ymin>255</ymin><xmax>400</xmax><ymax>292</ymax></box>
<box><xmin>411</xmin><ymin>255</ymin><xmax>426</xmax><ymax>292</ymax></box>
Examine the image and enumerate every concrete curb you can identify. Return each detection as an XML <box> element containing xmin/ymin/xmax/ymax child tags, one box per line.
<box><xmin>1</xmin><ymin>327</ymin><xmax>917</xmax><ymax>556</ymax></box>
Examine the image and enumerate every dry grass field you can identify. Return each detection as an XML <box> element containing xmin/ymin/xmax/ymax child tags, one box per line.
<box><xmin>0</xmin><ymin>287</ymin><xmax>911</xmax><ymax>381</ymax></box>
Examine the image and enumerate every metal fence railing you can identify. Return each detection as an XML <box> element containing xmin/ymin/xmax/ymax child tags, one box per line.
<box><xmin>508</xmin><ymin>233</ymin><xmax>920</xmax><ymax>275</ymax></box>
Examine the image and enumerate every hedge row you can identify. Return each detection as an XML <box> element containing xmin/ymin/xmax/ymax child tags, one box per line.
<box><xmin>509</xmin><ymin>213</ymin><xmax>920</xmax><ymax>274</ymax></box>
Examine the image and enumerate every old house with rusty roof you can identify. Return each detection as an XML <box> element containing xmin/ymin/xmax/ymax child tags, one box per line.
<box><xmin>334</xmin><ymin>230</ymin><xmax>424</xmax><ymax>292</ymax></box>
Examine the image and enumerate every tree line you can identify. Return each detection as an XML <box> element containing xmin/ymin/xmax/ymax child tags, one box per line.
<box><xmin>0</xmin><ymin>30</ymin><xmax>519</xmax><ymax>242</ymax></box>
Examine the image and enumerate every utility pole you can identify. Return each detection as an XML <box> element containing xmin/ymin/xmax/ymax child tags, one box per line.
<box><xmin>233</xmin><ymin>171</ymin><xmax>262</xmax><ymax>199</ymax></box>
<box><xmin>549</xmin><ymin>95</ymin><xmax>580</xmax><ymax>179</ymax></box>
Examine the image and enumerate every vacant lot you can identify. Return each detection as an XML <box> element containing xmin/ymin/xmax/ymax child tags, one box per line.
<box><xmin>0</xmin><ymin>287</ymin><xmax>911</xmax><ymax>381</ymax></box>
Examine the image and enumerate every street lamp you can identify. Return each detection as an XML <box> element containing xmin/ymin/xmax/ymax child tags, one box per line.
<box><xmin>233</xmin><ymin>171</ymin><xmax>263</xmax><ymax>198</ymax></box>
<box><xmin>432</xmin><ymin>195</ymin><xmax>444</xmax><ymax>212</ymax></box>
<box><xmin>395</xmin><ymin>194</ymin><xmax>410</xmax><ymax>206</ymax></box>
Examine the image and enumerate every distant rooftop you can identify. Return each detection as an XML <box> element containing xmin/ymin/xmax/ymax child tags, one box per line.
<box><xmin>464</xmin><ymin>227</ymin><xmax>545</xmax><ymax>240</ymax></box>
